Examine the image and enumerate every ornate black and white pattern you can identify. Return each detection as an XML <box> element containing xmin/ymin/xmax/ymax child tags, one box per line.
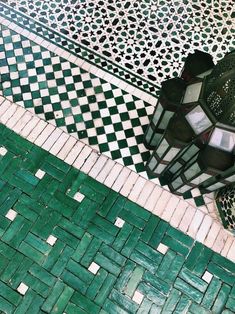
<box><xmin>3</xmin><ymin>0</ymin><xmax>235</xmax><ymax>85</ymax></box>
<box><xmin>216</xmin><ymin>184</ymin><xmax>235</xmax><ymax>232</ymax></box>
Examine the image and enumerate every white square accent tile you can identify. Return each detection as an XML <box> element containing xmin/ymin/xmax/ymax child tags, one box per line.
<box><xmin>191</xmin><ymin>188</ymin><xmax>201</xmax><ymax>197</ymax></box>
<box><xmin>114</xmin><ymin>217</ymin><xmax>125</xmax><ymax>228</ymax></box>
<box><xmin>46</xmin><ymin>235</ymin><xmax>57</xmax><ymax>246</ymax></box>
<box><xmin>0</xmin><ymin>147</ymin><xmax>7</xmax><ymax>156</ymax></box>
<box><xmin>202</xmin><ymin>271</ymin><xmax>213</xmax><ymax>283</ymax></box>
<box><xmin>157</xmin><ymin>243</ymin><xmax>169</xmax><ymax>255</ymax></box>
<box><xmin>35</xmin><ymin>169</ymin><xmax>46</xmax><ymax>179</ymax></box>
<box><xmin>17</xmin><ymin>283</ymin><xmax>29</xmax><ymax>295</ymax></box>
<box><xmin>88</xmin><ymin>262</ymin><xmax>100</xmax><ymax>274</ymax></box>
<box><xmin>5</xmin><ymin>209</ymin><xmax>17</xmax><ymax>221</ymax></box>
<box><xmin>73</xmin><ymin>192</ymin><xmax>85</xmax><ymax>202</ymax></box>
<box><xmin>132</xmin><ymin>291</ymin><xmax>144</xmax><ymax>304</ymax></box>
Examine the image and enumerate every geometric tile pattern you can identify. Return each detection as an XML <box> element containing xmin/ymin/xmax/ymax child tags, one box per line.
<box><xmin>0</xmin><ymin>124</ymin><xmax>235</xmax><ymax>313</ymax></box>
<box><xmin>216</xmin><ymin>185</ymin><xmax>235</xmax><ymax>233</ymax></box>
<box><xmin>0</xmin><ymin>24</ymin><xmax>153</xmax><ymax>174</ymax></box>
<box><xmin>3</xmin><ymin>0</ymin><xmax>235</xmax><ymax>84</ymax></box>
<box><xmin>0</xmin><ymin>2</ymin><xmax>160</xmax><ymax>95</ymax></box>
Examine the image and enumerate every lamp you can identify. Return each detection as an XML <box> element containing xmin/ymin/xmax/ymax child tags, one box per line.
<box><xmin>145</xmin><ymin>49</ymin><xmax>235</xmax><ymax>197</ymax></box>
<box><xmin>144</xmin><ymin>78</ymin><xmax>186</xmax><ymax>149</ymax></box>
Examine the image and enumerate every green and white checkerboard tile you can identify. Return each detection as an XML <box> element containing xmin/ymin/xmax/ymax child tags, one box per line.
<box><xmin>0</xmin><ymin>24</ymin><xmax>154</xmax><ymax>175</ymax></box>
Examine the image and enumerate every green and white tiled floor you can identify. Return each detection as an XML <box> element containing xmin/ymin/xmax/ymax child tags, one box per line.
<box><xmin>0</xmin><ymin>110</ymin><xmax>235</xmax><ymax>313</ymax></box>
<box><xmin>0</xmin><ymin>0</ymin><xmax>235</xmax><ymax>313</ymax></box>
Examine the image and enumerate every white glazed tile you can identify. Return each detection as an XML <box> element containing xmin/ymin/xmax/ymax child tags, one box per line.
<box><xmin>221</xmin><ymin>236</ymin><xmax>234</xmax><ymax>257</ymax></box>
<box><xmin>17</xmin><ymin>283</ymin><xmax>29</xmax><ymax>295</ymax></box>
<box><xmin>73</xmin><ymin>146</ymin><xmax>93</xmax><ymax>169</ymax></box>
<box><xmin>227</xmin><ymin>241</ymin><xmax>235</xmax><ymax>262</ymax></box>
<box><xmin>46</xmin><ymin>235</ymin><xmax>57</xmax><ymax>246</ymax></box>
<box><xmin>5</xmin><ymin>209</ymin><xmax>17</xmax><ymax>221</ymax></box>
<box><xmin>144</xmin><ymin>185</ymin><xmax>163</xmax><ymax>213</ymax></box>
<box><xmin>212</xmin><ymin>228</ymin><xmax>228</xmax><ymax>253</ymax></box>
<box><xmin>202</xmin><ymin>271</ymin><xmax>213</xmax><ymax>283</ymax></box>
<box><xmin>187</xmin><ymin>210</ymin><xmax>204</xmax><ymax>238</ymax></box>
<box><xmin>132</xmin><ymin>291</ymin><xmax>144</xmax><ymax>305</ymax></box>
<box><xmin>128</xmin><ymin>176</ymin><xmax>147</xmax><ymax>203</ymax></box>
<box><xmin>153</xmin><ymin>190</ymin><xmax>172</xmax><ymax>216</ymax></box>
<box><xmin>20</xmin><ymin>116</ymin><xmax>40</xmax><ymax>138</ymax></box>
<box><xmin>88</xmin><ymin>262</ymin><xmax>100</xmax><ymax>274</ymax></box>
<box><xmin>73</xmin><ymin>192</ymin><xmax>85</xmax><ymax>202</ymax></box>
<box><xmin>196</xmin><ymin>215</ymin><xmax>213</xmax><ymax>243</ymax></box>
<box><xmin>157</xmin><ymin>243</ymin><xmax>169</xmax><ymax>255</ymax></box>
<box><xmin>42</xmin><ymin>128</ymin><xmax>63</xmax><ymax>151</ymax></box>
<box><xmin>104</xmin><ymin>163</ymin><xmax>123</xmax><ymax>188</ymax></box>
<box><xmin>170</xmin><ymin>200</ymin><xmax>188</xmax><ymax>228</ymax></box>
<box><xmin>80</xmin><ymin>151</ymin><xmax>99</xmax><ymax>174</ymax></box>
<box><xmin>35</xmin><ymin>169</ymin><xmax>46</xmax><ymax>179</ymax></box>
<box><xmin>49</xmin><ymin>132</ymin><xmax>70</xmax><ymax>155</ymax></box>
<box><xmin>64</xmin><ymin>141</ymin><xmax>85</xmax><ymax>165</ymax></box>
<box><xmin>111</xmin><ymin>167</ymin><xmax>131</xmax><ymax>193</ymax></box>
<box><xmin>26</xmin><ymin>120</ymin><xmax>47</xmax><ymax>142</ymax></box>
<box><xmin>114</xmin><ymin>217</ymin><xmax>125</xmax><ymax>228</ymax></box>
<box><xmin>178</xmin><ymin>205</ymin><xmax>197</xmax><ymax>233</ymax></box>
<box><xmin>137</xmin><ymin>181</ymin><xmax>155</xmax><ymax>207</ymax></box>
<box><xmin>161</xmin><ymin>195</ymin><xmax>180</xmax><ymax>222</ymax></box>
<box><xmin>204</xmin><ymin>222</ymin><xmax>221</xmax><ymax>248</ymax></box>
<box><xmin>0</xmin><ymin>147</ymin><xmax>7</xmax><ymax>156</ymax></box>
<box><xmin>5</xmin><ymin>106</ymin><xmax>25</xmax><ymax>128</ymax></box>
<box><xmin>95</xmin><ymin>159</ymin><xmax>115</xmax><ymax>183</ymax></box>
<box><xmin>56</xmin><ymin>136</ymin><xmax>77</xmax><ymax>160</ymax></box>
<box><xmin>89</xmin><ymin>155</ymin><xmax>109</xmax><ymax>178</ymax></box>
<box><xmin>120</xmin><ymin>172</ymin><xmax>139</xmax><ymax>197</ymax></box>
<box><xmin>12</xmin><ymin>111</ymin><xmax>33</xmax><ymax>133</ymax></box>
<box><xmin>34</xmin><ymin>124</ymin><xmax>55</xmax><ymax>145</ymax></box>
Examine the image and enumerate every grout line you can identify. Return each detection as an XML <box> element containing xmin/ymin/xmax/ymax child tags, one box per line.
<box><xmin>0</xmin><ymin>97</ymin><xmax>234</xmax><ymax>262</ymax></box>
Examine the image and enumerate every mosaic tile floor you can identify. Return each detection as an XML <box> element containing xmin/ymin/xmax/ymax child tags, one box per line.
<box><xmin>0</xmin><ymin>122</ymin><xmax>235</xmax><ymax>314</ymax></box>
<box><xmin>0</xmin><ymin>3</ymin><xmax>159</xmax><ymax>178</ymax></box>
<box><xmin>2</xmin><ymin>0</ymin><xmax>235</xmax><ymax>85</ymax></box>
<box><xmin>0</xmin><ymin>1</ymin><xmax>235</xmax><ymax>312</ymax></box>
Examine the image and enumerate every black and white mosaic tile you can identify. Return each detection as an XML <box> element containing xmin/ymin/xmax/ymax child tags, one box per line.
<box><xmin>2</xmin><ymin>0</ymin><xmax>235</xmax><ymax>84</ymax></box>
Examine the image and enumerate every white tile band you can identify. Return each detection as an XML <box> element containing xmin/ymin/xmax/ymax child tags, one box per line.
<box><xmin>0</xmin><ymin>96</ymin><xmax>234</xmax><ymax>262</ymax></box>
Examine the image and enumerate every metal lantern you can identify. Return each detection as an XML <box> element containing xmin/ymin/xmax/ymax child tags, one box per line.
<box><xmin>168</xmin><ymin>143</ymin><xmax>234</xmax><ymax>195</ymax></box>
<box><xmin>144</xmin><ymin>78</ymin><xmax>186</xmax><ymax>149</ymax></box>
<box><xmin>181</xmin><ymin>49</ymin><xmax>214</xmax><ymax>82</ymax></box>
<box><xmin>145</xmin><ymin>50</ymin><xmax>235</xmax><ymax>196</ymax></box>
<box><xmin>146</xmin><ymin>75</ymin><xmax>214</xmax><ymax>181</ymax></box>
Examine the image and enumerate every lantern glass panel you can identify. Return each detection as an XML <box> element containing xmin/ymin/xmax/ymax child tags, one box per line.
<box><xmin>184</xmin><ymin>161</ymin><xmax>201</xmax><ymax>180</ymax></box>
<box><xmin>159</xmin><ymin>111</ymin><xmax>174</xmax><ymax>129</ymax></box>
<box><xmin>164</xmin><ymin>147</ymin><xmax>181</xmax><ymax>162</ymax></box>
<box><xmin>156</xmin><ymin>139</ymin><xmax>169</xmax><ymax>157</ymax></box>
<box><xmin>181</xmin><ymin>145</ymin><xmax>200</xmax><ymax>161</ymax></box>
<box><xmin>152</xmin><ymin>103</ymin><xmax>163</xmax><ymax>125</ymax></box>
<box><xmin>172</xmin><ymin>177</ymin><xmax>183</xmax><ymax>189</ymax></box>
<box><xmin>197</xmin><ymin>69</ymin><xmax>213</xmax><ymax>78</ymax></box>
<box><xmin>209</xmin><ymin>128</ymin><xmax>235</xmax><ymax>152</ymax></box>
<box><xmin>178</xmin><ymin>185</ymin><xmax>192</xmax><ymax>194</ymax></box>
<box><xmin>169</xmin><ymin>162</ymin><xmax>183</xmax><ymax>174</ymax></box>
<box><xmin>207</xmin><ymin>182</ymin><xmax>225</xmax><ymax>191</ymax></box>
<box><xmin>183</xmin><ymin>82</ymin><xmax>203</xmax><ymax>103</ymax></box>
<box><xmin>190</xmin><ymin>173</ymin><xmax>212</xmax><ymax>185</ymax></box>
<box><xmin>185</xmin><ymin>105</ymin><xmax>212</xmax><ymax>134</ymax></box>
<box><xmin>155</xmin><ymin>164</ymin><xmax>167</xmax><ymax>174</ymax></box>
<box><xmin>148</xmin><ymin>156</ymin><xmax>158</xmax><ymax>170</ymax></box>
<box><xmin>151</xmin><ymin>133</ymin><xmax>162</xmax><ymax>147</ymax></box>
<box><xmin>225</xmin><ymin>174</ymin><xmax>235</xmax><ymax>182</ymax></box>
<box><xmin>145</xmin><ymin>127</ymin><xmax>152</xmax><ymax>142</ymax></box>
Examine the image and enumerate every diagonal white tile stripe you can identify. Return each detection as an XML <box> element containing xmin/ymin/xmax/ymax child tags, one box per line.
<box><xmin>0</xmin><ymin>95</ymin><xmax>234</xmax><ymax>262</ymax></box>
